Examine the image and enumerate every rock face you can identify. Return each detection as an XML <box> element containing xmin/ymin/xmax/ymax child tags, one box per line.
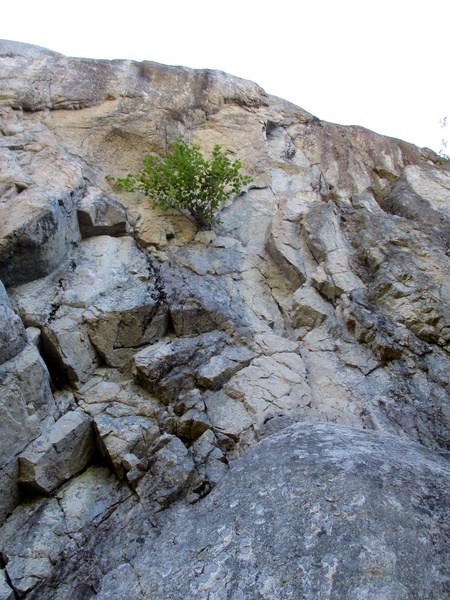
<box><xmin>0</xmin><ymin>40</ymin><xmax>449</xmax><ymax>598</ymax></box>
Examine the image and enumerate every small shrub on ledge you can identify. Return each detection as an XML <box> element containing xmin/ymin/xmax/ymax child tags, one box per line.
<box><xmin>114</xmin><ymin>136</ymin><xmax>252</xmax><ymax>230</ymax></box>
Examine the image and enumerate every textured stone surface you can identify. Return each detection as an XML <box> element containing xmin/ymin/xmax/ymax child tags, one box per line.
<box><xmin>20</xmin><ymin>423</ymin><xmax>450</xmax><ymax>600</ymax></box>
<box><xmin>9</xmin><ymin>235</ymin><xmax>169</xmax><ymax>384</ymax></box>
<box><xmin>77</xmin><ymin>187</ymin><xmax>131</xmax><ymax>239</ymax></box>
<box><xmin>0</xmin><ymin>280</ymin><xmax>27</xmax><ymax>364</ymax></box>
<box><xmin>0</xmin><ymin>168</ymin><xmax>83</xmax><ymax>286</ymax></box>
<box><xmin>0</xmin><ymin>40</ymin><xmax>449</xmax><ymax>598</ymax></box>
<box><xmin>132</xmin><ymin>332</ymin><xmax>231</xmax><ymax>402</ymax></box>
<box><xmin>0</xmin><ymin>569</ymin><xmax>14</xmax><ymax>600</ymax></box>
<box><xmin>0</xmin><ymin>466</ymin><xmax>133</xmax><ymax>597</ymax></box>
<box><xmin>0</xmin><ymin>343</ymin><xmax>55</xmax><ymax>521</ymax></box>
<box><xmin>18</xmin><ymin>410</ymin><xmax>96</xmax><ymax>494</ymax></box>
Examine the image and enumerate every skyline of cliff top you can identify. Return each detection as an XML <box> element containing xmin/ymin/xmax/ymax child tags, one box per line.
<box><xmin>1</xmin><ymin>0</ymin><xmax>449</xmax><ymax>153</ymax></box>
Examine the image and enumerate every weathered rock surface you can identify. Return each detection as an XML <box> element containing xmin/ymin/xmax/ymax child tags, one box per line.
<box><xmin>77</xmin><ymin>187</ymin><xmax>131</xmax><ymax>239</ymax></box>
<box><xmin>9</xmin><ymin>235</ymin><xmax>168</xmax><ymax>384</ymax></box>
<box><xmin>18</xmin><ymin>409</ymin><xmax>96</xmax><ymax>494</ymax></box>
<box><xmin>0</xmin><ymin>39</ymin><xmax>449</xmax><ymax>598</ymax></box>
<box><xmin>11</xmin><ymin>423</ymin><xmax>450</xmax><ymax>599</ymax></box>
<box><xmin>0</xmin><ymin>280</ymin><xmax>27</xmax><ymax>364</ymax></box>
<box><xmin>0</xmin><ymin>343</ymin><xmax>55</xmax><ymax>521</ymax></box>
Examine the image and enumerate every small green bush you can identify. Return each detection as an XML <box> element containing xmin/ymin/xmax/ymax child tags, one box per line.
<box><xmin>115</xmin><ymin>136</ymin><xmax>252</xmax><ymax>229</ymax></box>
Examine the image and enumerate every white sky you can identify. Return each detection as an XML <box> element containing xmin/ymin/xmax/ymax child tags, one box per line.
<box><xmin>1</xmin><ymin>0</ymin><xmax>449</xmax><ymax>153</ymax></box>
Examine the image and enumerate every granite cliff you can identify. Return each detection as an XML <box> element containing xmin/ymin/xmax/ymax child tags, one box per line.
<box><xmin>0</xmin><ymin>39</ymin><xmax>449</xmax><ymax>598</ymax></box>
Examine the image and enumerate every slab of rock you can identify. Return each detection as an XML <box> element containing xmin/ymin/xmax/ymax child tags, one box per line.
<box><xmin>0</xmin><ymin>497</ymin><xmax>67</xmax><ymax>597</ymax></box>
<box><xmin>106</xmin><ymin>423</ymin><xmax>450</xmax><ymax>599</ymax></box>
<box><xmin>77</xmin><ymin>374</ymin><xmax>167</xmax><ymax>478</ymax></box>
<box><xmin>203</xmin><ymin>390</ymin><xmax>253</xmax><ymax>441</ymax></box>
<box><xmin>94</xmin><ymin>413</ymin><xmax>160</xmax><ymax>479</ymax></box>
<box><xmin>195</xmin><ymin>345</ymin><xmax>256</xmax><ymax>390</ymax></box>
<box><xmin>0</xmin><ymin>343</ymin><xmax>55</xmax><ymax>522</ymax></box>
<box><xmin>40</xmin><ymin>310</ymin><xmax>99</xmax><ymax>387</ymax></box>
<box><xmin>18</xmin><ymin>410</ymin><xmax>96</xmax><ymax>494</ymax></box>
<box><xmin>223</xmin><ymin>351</ymin><xmax>312</xmax><ymax>430</ymax></box>
<box><xmin>190</xmin><ymin>429</ymin><xmax>228</xmax><ymax>492</ymax></box>
<box><xmin>265</xmin><ymin>201</ymin><xmax>307</xmax><ymax>290</ymax></box>
<box><xmin>56</xmin><ymin>466</ymin><xmax>134</xmax><ymax>543</ymax></box>
<box><xmin>0</xmin><ymin>280</ymin><xmax>27</xmax><ymax>365</ymax></box>
<box><xmin>382</xmin><ymin>162</ymin><xmax>450</xmax><ymax>228</ymax></box>
<box><xmin>163</xmin><ymin>265</ymin><xmax>248</xmax><ymax>337</ymax></box>
<box><xmin>0</xmin><ymin>569</ymin><xmax>14</xmax><ymax>600</ymax></box>
<box><xmin>0</xmin><ymin>344</ymin><xmax>55</xmax><ymax>466</ymax></box>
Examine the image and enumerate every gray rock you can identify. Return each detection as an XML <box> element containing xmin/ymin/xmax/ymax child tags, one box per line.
<box><xmin>266</xmin><ymin>202</ymin><xmax>308</xmax><ymax>290</ymax></box>
<box><xmin>25</xmin><ymin>326</ymin><xmax>41</xmax><ymax>347</ymax></box>
<box><xmin>135</xmin><ymin>435</ymin><xmax>194</xmax><ymax>510</ymax></box>
<box><xmin>77</xmin><ymin>187</ymin><xmax>131</xmax><ymax>238</ymax></box>
<box><xmin>0</xmin><ymin>497</ymin><xmax>68</xmax><ymax>596</ymax></box>
<box><xmin>189</xmin><ymin>429</ymin><xmax>229</xmax><ymax>499</ymax></box>
<box><xmin>382</xmin><ymin>163</ymin><xmax>450</xmax><ymax>230</ymax></box>
<box><xmin>163</xmin><ymin>265</ymin><xmax>248</xmax><ymax>337</ymax></box>
<box><xmin>119</xmin><ymin>424</ymin><xmax>450</xmax><ymax>598</ymax></box>
<box><xmin>292</xmin><ymin>284</ymin><xmax>333</xmax><ymax>329</ymax></box>
<box><xmin>1</xmin><ymin>40</ymin><xmax>450</xmax><ymax>600</ymax></box>
<box><xmin>132</xmin><ymin>331</ymin><xmax>229</xmax><ymax>403</ymax></box>
<box><xmin>0</xmin><ymin>343</ymin><xmax>55</xmax><ymax>522</ymax></box>
<box><xmin>0</xmin><ymin>40</ymin><xmax>62</xmax><ymax>58</ymax></box>
<box><xmin>0</xmin><ymin>280</ymin><xmax>27</xmax><ymax>364</ymax></box>
<box><xmin>0</xmin><ymin>461</ymin><xmax>21</xmax><ymax>532</ymax></box>
<box><xmin>0</xmin><ymin>184</ymin><xmax>82</xmax><ymax>287</ymax></box>
<box><xmin>0</xmin><ymin>466</ymin><xmax>133</xmax><ymax>598</ymax></box>
<box><xmin>77</xmin><ymin>374</ymin><xmax>168</xmax><ymax>478</ymax></box>
<box><xmin>0</xmin><ymin>570</ymin><xmax>14</xmax><ymax>600</ymax></box>
<box><xmin>175</xmin><ymin>407</ymin><xmax>211</xmax><ymax>442</ymax></box>
<box><xmin>94</xmin><ymin>413</ymin><xmax>160</xmax><ymax>478</ymax></box>
<box><xmin>0</xmin><ymin>343</ymin><xmax>55</xmax><ymax>466</ymax></box>
<box><xmin>195</xmin><ymin>352</ymin><xmax>250</xmax><ymax>390</ymax></box>
<box><xmin>203</xmin><ymin>390</ymin><xmax>253</xmax><ymax>441</ymax></box>
<box><xmin>10</xmin><ymin>235</ymin><xmax>169</xmax><ymax>382</ymax></box>
<box><xmin>25</xmin><ymin>423</ymin><xmax>450</xmax><ymax>599</ymax></box>
<box><xmin>18</xmin><ymin>410</ymin><xmax>96</xmax><ymax>494</ymax></box>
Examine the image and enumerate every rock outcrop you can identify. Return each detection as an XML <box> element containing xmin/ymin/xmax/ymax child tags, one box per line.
<box><xmin>0</xmin><ymin>39</ymin><xmax>449</xmax><ymax>598</ymax></box>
